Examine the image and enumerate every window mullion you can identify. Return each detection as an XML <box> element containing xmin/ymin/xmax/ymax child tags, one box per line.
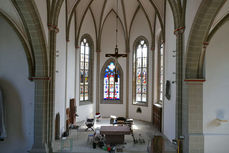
<box><xmin>141</xmin><ymin>46</ymin><xmax>143</xmax><ymax>102</ymax></box>
<box><xmin>108</xmin><ymin>74</ymin><xmax>110</xmax><ymax>99</ymax></box>
<box><xmin>114</xmin><ymin>71</ymin><xmax>116</xmax><ymax>99</ymax></box>
<box><xmin>83</xmin><ymin>44</ymin><xmax>86</xmax><ymax>101</ymax></box>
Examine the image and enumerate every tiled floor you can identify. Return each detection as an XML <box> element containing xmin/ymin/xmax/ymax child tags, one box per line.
<box><xmin>53</xmin><ymin>118</ymin><xmax>177</xmax><ymax>153</ymax></box>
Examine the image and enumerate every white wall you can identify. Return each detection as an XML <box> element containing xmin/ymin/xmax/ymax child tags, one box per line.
<box><xmin>203</xmin><ymin>21</ymin><xmax>229</xmax><ymax>153</ymax></box>
<box><xmin>55</xmin><ymin>2</ymin><xmax>66</xmax><ymax>135</ymax></box>
<box><xmin>0</xmin><ymin>0</ymin><xmax>26</xmax><ymax>33</ymax></box>
<box><xmin>128</xmin><ymin>9</ymin><xmax>152</xmax><ymax>122</ymax></box>
<box><xmin>76</xmin><ymin>11</ymin><xmax>97</xmax><ymax>121</ymax></box>
<box><xmin>163</xmin><ymin>2</ymin><xmax>176</xmax><ymax>141</ymax></box>
<box><xmin>100</xmin><ymin>11</ymin><xmax>126</xmax><ymax>118</ymax></box>
<box><xmin>66</xmin><ymin>13</ymin><xmax>76</xmax><ymax>109</ymax></box>
<box><xmin>0</xmin><ymin>17</ymin><xmax>34</xmax><ymax>153</ymax></box>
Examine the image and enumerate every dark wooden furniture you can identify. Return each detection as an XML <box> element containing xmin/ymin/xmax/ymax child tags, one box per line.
<box><xmin>100</xmin><ymin>126</ymin><xmax>131</xmax><ymax>144</ymax></box>
<box><xmin>55</xmin><ymin>113</ymin><xmax>60</xmax><ymax>139</ymax></box>
<box><xmin>147</xmin><ymin>136</ymin><xmax>164</xmax><ymax>153</ymax></box>
<box><xmin>69</xmin><ymin>98</ymin><xmax>76</xmax><ymax>125</ymax></box>
<box><xmin>153</xmin><ymin>104</ymin><xmax>162</xmax><ymax>132</ymax></box>
<box><xmin>66</xmin><ymin>108</ymin><xmax>70</xmax><ymax>132</ymax></box>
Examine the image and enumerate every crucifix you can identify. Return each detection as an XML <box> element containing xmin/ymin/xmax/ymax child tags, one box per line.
<box><xmin>105</xmin><ymin>0</ymin><xmax>127</xmax><ymax>82</ymax></box>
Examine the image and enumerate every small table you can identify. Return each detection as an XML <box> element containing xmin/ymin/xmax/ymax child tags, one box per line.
<box><xmin>100</xmin><ymin>126</ymin><xmax>131</xmax><ymax>144</ymax></box>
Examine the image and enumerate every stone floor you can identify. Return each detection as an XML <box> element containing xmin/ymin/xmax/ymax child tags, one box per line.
<box><xmin>53</xmin><ymin>118</ymin><xmax>177</xmax><ymax>153</ymax></box>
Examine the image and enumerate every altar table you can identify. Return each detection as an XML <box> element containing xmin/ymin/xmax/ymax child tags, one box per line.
<box><xmin>100</xmin><ymin>126</ymin><xmax>131</xmax><ymax>144</ymax></box>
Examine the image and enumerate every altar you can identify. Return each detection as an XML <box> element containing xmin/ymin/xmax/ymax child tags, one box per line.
<box><xmin>100</xmin><ymin>126</ymin><xmax>131</xmax><ymax>144</ymax></box>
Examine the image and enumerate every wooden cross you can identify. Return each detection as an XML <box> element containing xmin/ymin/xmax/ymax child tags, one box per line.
<box><xmin>105</xmin><ymin>46</ymin><xmax>127</xmax><ymax>58</ymax></box>
<box><xmin>105</xmin><ymin>46</ymin><xmax>127</xmax><ymax>82</ymax></box>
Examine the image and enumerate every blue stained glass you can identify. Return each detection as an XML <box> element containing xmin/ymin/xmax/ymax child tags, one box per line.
<box><xmin>103</xmin><ymin>61</ymin><xmax>120</xmax><ymax>100</ymax></box>
<box><xmin>108</xmin><ymin>62</ymin><xmax>115</xmax><ymax>71</ymax></box>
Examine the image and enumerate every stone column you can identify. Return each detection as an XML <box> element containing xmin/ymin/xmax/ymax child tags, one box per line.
<box><xmin>47</xmin><ymin>24</ymin><xmax>59</xmax><ymax>153</ymax></box>
<box><xmin>96</xmin><ymin>50</ymin><xmax>100</xmax><ymax>113</ymax></box>
<box><xmin>30</xmin><ymin>77</ymin><xmax>50</xmax><ymax>153</ymax></box>
<box><xmin>125</xmin><ymin>54</ymin><xmax>129</xmax><ymax>118</ymax></box>
<box><xmin>174</xmin><ymin>27</ymin><xmax>185</xmax><ymax>138</ymax></box>
<box><xmin>184</xmin><ymin>79</ymin><xmax>205</xmax><ymax>153</ymax></box>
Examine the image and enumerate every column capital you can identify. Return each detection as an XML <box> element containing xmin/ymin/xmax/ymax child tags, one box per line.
<box><xmin>48</xmin><ymin>24</ymin><xmax>59</xmax><ymax>33</ymax></box>
<box><xmin>174</xmin><ymin>26</ymin><xmax>185</xmax><ymax>35</ymax></box>
<box><xmin>184</xmin><ymin>79</ymin><xmax>206</xmax><ymax>82</ymax></box>
<box><xmin>203</xmin><ymin>42</ymin><xmax>209</xmax><ymax>48</ymax></box>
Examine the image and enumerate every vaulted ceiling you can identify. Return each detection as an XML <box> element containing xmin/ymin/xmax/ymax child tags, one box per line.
<box><xmin>66</xmin><ymin>0</ymin><xmax>165</xmax><ymax>44</ymax></box>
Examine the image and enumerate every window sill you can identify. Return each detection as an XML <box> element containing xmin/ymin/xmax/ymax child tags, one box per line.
<box><xmin>132</xmin><ymin>102</ymin><xmax>148</xmax><ymax>107</ymax></box>
<box><xmin>79</xmin><ymin>101</ymin><xmax>93</xmax><ymax>106</ymax></box>
<box><xmin>101</xmin><ymin>100</ymin><xmax>123</xmax><ymax>104</ymax></box>
<box><xmin>154</xmin><ymin>103</ymin><xmax>162</xmax><ymax>108</ymax></box>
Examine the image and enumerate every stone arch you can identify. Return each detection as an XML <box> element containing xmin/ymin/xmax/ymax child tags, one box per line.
<box><xmin>207</xmin><ymin>13</ymin><xmax>229</xmax><ymax>43</ymax></box>
<box><xmin>184</xmin><ymin>1</ymin><xmax>227</xmax><ymax>153</ymax></box>
<box><xmin>198</xmin><ymin>13</ymin><xmax>229</xmax><ymax>76</ymax></box>
<box><xmin>185</xmin><ymin>0</ymin><xmax>226</xmax><ymax>79</ymax></box>
<box><xmin>12</xmin><ymin>0</ymin><xmax>48</xmax><ymax>76</ymax></box>
<box><xmin>133</xmin><ymin>35</ymin><xmax>150</xmax><ymax>49</ymax></box>
<box><xmin>100</xmin><ymin>58</ymin><xmax>124</xmax><ymax>104</ymax></box>
<box><xmin>11</xmin><ymin>0</ymin><xmax>49</xmax><ymax>152</ymax></box>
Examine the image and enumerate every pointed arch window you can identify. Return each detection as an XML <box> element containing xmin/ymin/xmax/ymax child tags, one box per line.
<box><xmin>159</xmin><ymin>43</ymin><xmax>164</xmax><ymax>102</ymax></box>
<box><xmin>80</xmin><ymin>35</ymin><xmax>94</xmax><ymax>104</ymax></box>
<box><xmin>104</xmin><ymin>62</ymin><xmax>120</xmax><ymax>100</ymax></box>
<box><xmin>101</xmin><ymin>59</ymin><xmax>123</xmax><ymax>104</ymax></box>
<box><xmin>133</xmin><ymin>37</ymin><xmax>148</xmax><ymax>105</ymax></box>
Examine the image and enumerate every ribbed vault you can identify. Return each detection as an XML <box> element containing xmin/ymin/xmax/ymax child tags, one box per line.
<box><xmin>66</xmin><ymin>0</ymin><xmax>165</xmax><ymax>46</ymax></box>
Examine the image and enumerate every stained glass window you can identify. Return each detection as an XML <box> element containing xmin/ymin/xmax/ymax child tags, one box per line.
<box><xmin>135</xmin><ymin>40</ymin><xmax>148</xmax><ymax>103</ymax></box>
<box><xmin>159</xmin><ymin>43</ymin><xmax>164</xmax><ymax>102</ymax></box>
<box><xmin>80</xmin><ymin>38</ymin><xmax>90</xmax><ymax>101</ymax></box>
<box><xmin>104</xmin><ymin>62</ymin><xmax>120</xmax><ymax>100</ymax></box>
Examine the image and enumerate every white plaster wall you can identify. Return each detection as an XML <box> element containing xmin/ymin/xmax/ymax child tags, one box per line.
<box><xmin>55</xmin><ymin>2</ymin><xmax>66</xmax><ymax>135</ymax></box>
<box><xmin>34</xmin><ymin>0</ymin><xmax>48</xmax><ymax>45</ymax></box>
<box><xmin>163</xmin><ymin>2</ymin><xmax>176</xmax><ymax>141</ymax></box>
<box><xmin>0</xmin><ymin>0</ymin><xmax>25</xmax><ymax>33</ymax></box>
<box><xmin>129</xmin><ymin>9</ymin><xmax>152</xmax><ymax>122</ymax></box>
<box><xmin>66</xmin><ymin>15</ymin><xmax>76</xmax><ymax>109</ymax></box>
<box><xmin>76</xmin><ymin>11</ymin><xmax>97</xmax><ymax>121</ymax></box>
<box><xmin>0</xmin><ymin>17</ymin><xmax>34</xmax><ymax>153</ymax></box>
<box><xmin>100</xmin><ymin>12</ymin><xmax>126</xmax><ymax>118</ymax></box>
<box><xmin>203</xmin><ymin>21</ymin><xmax>229</xmax><ymax>153</ymax></box>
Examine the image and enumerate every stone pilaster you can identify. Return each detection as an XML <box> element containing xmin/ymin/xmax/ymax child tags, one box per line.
<box><xmin>96</xmin><ymin>50</ymin><xmax>100</xmax><ymax>113</ymax></box>
<box><xmin>174</xmin><ymin>27</ymin><xmax>185</xmax><ymax>139</ymax></box>
<box><xmin>184</xmin><ymin>79</ymin><xmax>205</xmax><ymax>153</ymax></box>
<box><xmin>125</xmin><ymin>55</ymin><xmax>129</xmax><ymax>118</ymax></box>
<box><xmin>30</xmin><ymin>78</ymin><xmax>50</xmax><ymax>153</ymax></box>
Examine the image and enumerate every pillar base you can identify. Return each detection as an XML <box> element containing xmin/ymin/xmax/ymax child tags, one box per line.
<box><xmin>189</xmin><ymin>134</ymin><xmax>204</xmax><ymax>153</ymax></box>
<box><xmin>29</xmin><ymin>143</ymin><xmax>49</xmax><ymax>153</ymax></box>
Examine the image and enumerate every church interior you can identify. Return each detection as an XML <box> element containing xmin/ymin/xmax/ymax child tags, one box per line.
<box><xmin>0</xmin><ymin>0</ymin><xmax>229</xmax><ymax>153</ymax></box>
